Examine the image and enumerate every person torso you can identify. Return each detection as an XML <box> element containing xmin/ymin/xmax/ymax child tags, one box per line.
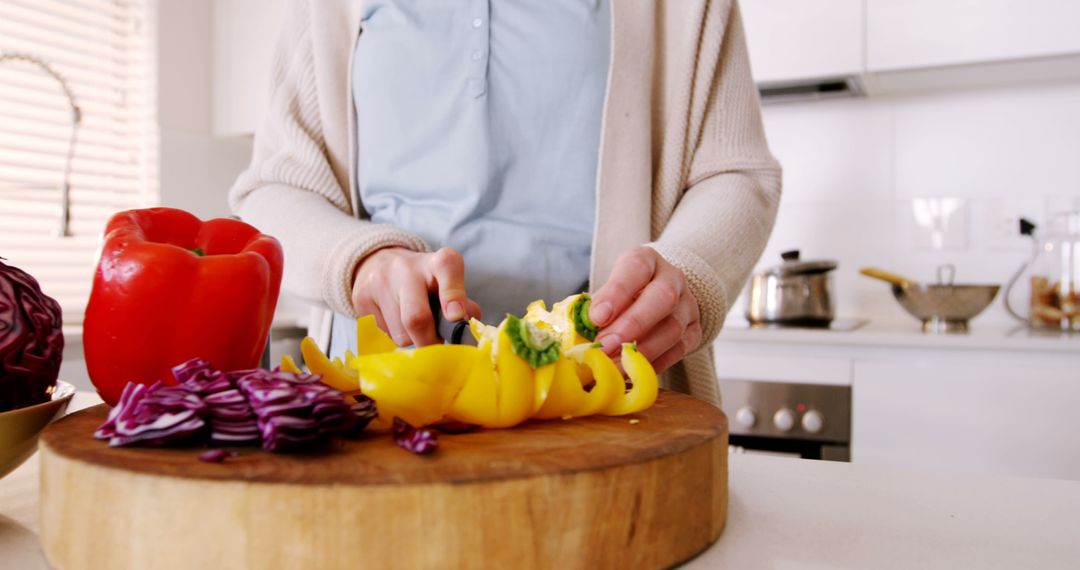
<box><xmin>351</xmin><ymin>0</ymin><xmax>610</xmax><ymax>326</ymax></box>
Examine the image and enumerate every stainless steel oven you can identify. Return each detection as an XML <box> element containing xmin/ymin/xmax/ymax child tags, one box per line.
<box><xmin>719</xmin><ymin>379</ymin><xmax>850</xmax><ymax>461</ymax></box>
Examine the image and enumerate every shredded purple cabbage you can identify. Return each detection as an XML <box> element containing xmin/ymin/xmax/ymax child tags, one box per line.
<box><xmin>350</xmin><ymin>396</ymin><xmax>378</xmax><ymax>433</ymax></box>
<box><xmin>234</xmin><ymin>368</ymin><xmax>356</xmax><ymax>451</ymax></box>
<box><xmin>198</xmin><ymin>449</ymin><xmax>236</xmax><ymax>463</ymax></box>
<box><xmin>96</xmin><ymin>358</ymin><xmax>368</xmax><ymax>454</ymax></box>
<box><xmin>93</xmin><ymin>381</ymin><xmax>207</xmax><ymax>447</ymax></box>
<box><xmin>177</xmin><ymin>359</ymin><xmax>260</xmax><ymax>444</ymax></box>
<box><xmin>392</xmin><ymin>417</ymin><xmax>438</xmax><ymax>455</ymax></box>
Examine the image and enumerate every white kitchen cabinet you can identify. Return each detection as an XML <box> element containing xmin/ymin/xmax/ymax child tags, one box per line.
<box><xmin>740</xmin><ymin>0</ymin><xmax>864</xmax><ymax>85</ymax></box>
<box><xmin>866</xmin><ymin>0</ymin><xmax>1080</xmax><ymax>72</ymax></box>
<box><xmin>852</xmin><ymin>358</ymin><xmax>1080</xmax><ymax>480</ymax></box>
<box><xmin>212</xmin><ymin>0</ymin><xmax>285</xmax><ymax>137</ymax></box>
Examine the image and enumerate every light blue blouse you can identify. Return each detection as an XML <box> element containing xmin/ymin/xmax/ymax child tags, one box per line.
<box><xmin>332</xmin><ymin>0</ymin><xmax>610</xmax><ymax>354</ymax></box>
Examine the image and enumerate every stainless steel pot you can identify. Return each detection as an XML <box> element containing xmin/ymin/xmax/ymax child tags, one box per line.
<box><xmin>745</xmin><ymin>250</ymin><xmax>837</xmax><ymax>327</ymax></box>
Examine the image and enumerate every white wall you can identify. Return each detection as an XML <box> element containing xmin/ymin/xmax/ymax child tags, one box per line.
<box><xmin>63</xmin><ymin>0</ymin><xmax>262</xmax><ymax>392</ymax></box>
<box><xmin>740</xmin><ymin>79</ymin><xmax>1080</xmax><ymax>325</ymax></box>
<box><xmin>157</xmin><ymin>0</ymin><xmax>253</xmax><ymax>219</ymax></box>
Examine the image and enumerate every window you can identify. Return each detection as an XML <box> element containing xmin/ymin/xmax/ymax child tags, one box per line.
<box><xmin>0</xmin><ymin>0</ymin><xmax>157</xmax><ymax>328</ymax></box>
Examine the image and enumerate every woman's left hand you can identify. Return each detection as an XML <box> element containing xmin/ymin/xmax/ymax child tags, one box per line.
<box><xmin>588</xmin><ymin>246</ymin><xmax>702</xmax><ymax>374</ymax></box>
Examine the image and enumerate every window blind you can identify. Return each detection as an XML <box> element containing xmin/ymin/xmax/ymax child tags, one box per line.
<box><xmin>0</xmin><ymin>0</ymin><xmax>157</xmax><ymax>327</ymax></box>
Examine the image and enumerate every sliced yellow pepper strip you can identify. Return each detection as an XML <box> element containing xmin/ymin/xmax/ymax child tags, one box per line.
<box><xmin>447</xmin><ymin>322</ymin><xmax>537</xmax><ymax>428</ymax></box>
<box><xmin>602</xmin><ymin>343</ymin><xmax>658</xmax><ymax>416</ymax></box>
<box><xmin>300</xmin><ymin>336</ymin><xmax>361</xmax><ymax>392</ymax></box>
<box><xmin>468</xmin><ymin>317</ymin><xmax>500</xmax><ymax>350</ymax></box>
<box><xmin>531</xmin><ymin>357</ymin><xmax>585</xmax><ymax>420</ymax></box>
<box><xmin>568</xmin><ymin>345</ymin><xmax>622</xmax><ymax>417</ymax></box>
<box><xmin>357</xmin><ymin>314</ymin><xmax>399</xmax><ymax>355</ymax></box>
<box><xmin>494</xmin><ymin>325</ymin><xmax>535</xmax><ymax>425</ymax></box>
<box><xmin>350</xmin><ymin>345</ymin><xmax>475</xmax><ymax>426</ymax></box>
<box><xmin>446</xmin><ymin>346</ymin><xmax>499</xmax><ymax>426</ymax></box>
<box><xmin>533</xmin><ymin>359</ymin><xmax>554</xmax><ymax>412</ymax></box>
<box><xmin>279</xmin><ymin>354</ymin><xmax>302</xmax><ymax>374</ymax></box>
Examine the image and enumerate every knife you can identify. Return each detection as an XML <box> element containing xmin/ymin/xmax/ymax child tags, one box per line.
<box><xmin>429</xmin><ymin>294</ymin><xmax>477</xmax><ymax>346</ymax></box>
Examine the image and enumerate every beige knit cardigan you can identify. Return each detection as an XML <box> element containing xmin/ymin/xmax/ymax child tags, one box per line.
<box><xmin>230</xmin><ymin>0</ymin><xmax>781</xmax><ymax>406</ymax></box>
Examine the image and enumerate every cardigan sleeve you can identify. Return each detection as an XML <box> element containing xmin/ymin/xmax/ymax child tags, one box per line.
<box><xmin>648</xmin><ymin>0</ymin><xmax>782</xmax><ymax>349</ymax></box>
<box><xmin>228</xmin><ymin>0</ymin><xmax>429</xmax><ymax>318</ymax></box>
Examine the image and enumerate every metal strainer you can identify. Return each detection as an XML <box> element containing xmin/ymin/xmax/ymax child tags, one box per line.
<box><xmin>861</xmin><ymin>265</ymin><xmax>1000</xmax><ymax>333</ymax></box>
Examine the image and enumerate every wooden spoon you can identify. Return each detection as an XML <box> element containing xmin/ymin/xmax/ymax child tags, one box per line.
<box><xmin>860</xmin><ymin>267</ymin><xmax>917</xmax><ymax>289</ymax></box>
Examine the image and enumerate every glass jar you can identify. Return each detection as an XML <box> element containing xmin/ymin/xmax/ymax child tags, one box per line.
<box><xmin>1011</xmin><ymin>212</ymin><xmax>1080</xmax><ymax>331</ymax></box>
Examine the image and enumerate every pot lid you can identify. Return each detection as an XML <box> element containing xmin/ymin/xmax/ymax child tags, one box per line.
<box><xmin>763</xmin><ymin>250</ymin><xmax>838</xmax><ymax>276</ymax></box>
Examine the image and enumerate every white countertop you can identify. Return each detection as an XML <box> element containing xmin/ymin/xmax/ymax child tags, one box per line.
<box><xmin>690</xmin><ymin>454</ymin><xmax>1080</xmax><ymax>569</ymax></box>
<box><xmin>719</xmin><ymin>318</ymin><xmax>1080</xmax><ymax>354</ymax></box>
<box><xmin>4</xmin><ymin>394</ymin><xmax>1079</xmax><ymax>569</ymax></box>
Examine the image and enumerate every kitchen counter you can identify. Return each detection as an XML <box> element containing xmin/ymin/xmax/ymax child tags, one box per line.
<box><xmin>719</xmin><ymin>318</ymin><xmax>1080</xmax><ymax>354</ymax></box>
<box><xmin>691</xmin><ymin>454</ymin><xmax>1080</xmax><ymax>569</ymax></box>
<box><xmin>3</xmin><ymin>394</ymin><xmax>1079</xmax><ymax>569</ymax></box>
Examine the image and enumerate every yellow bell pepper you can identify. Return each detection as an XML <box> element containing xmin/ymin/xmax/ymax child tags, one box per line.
<box><xmin>530</xmin><ymin>343</ymin><xmax>622</xmax><ymax>419</ymax></box>
<box><xmin>281</xmin><ymin>314</ymin><xmax>398</xmax><ymax>392</ymax></box>
<box><xmin>299</xmin><ymin>337</ymin><xmax>361</xmax><ymax>393</ymax></box>
<box><xmin>348</xmin><ymin>344</ymin><xmax>475</xmax><ymax>426</ymax></box>
<box><xmin>602</xmin><ymin>343</ymin><xmax>658</xmax><ymax>416</ymax></box>
<box><xmin>531</xmin><ymin>357</ymin><xmax>584</xmax><ymax>419</ymax></box>
<box><xmin>281</xmin><ymin>295</ymin><xmax>660</xmax><ymax>430</ymax></box>
<box><xmin>566</xmin><ymin>344</ymin><xmax>622</xmax><ymax>417</ymax></box>
<box><xmin>445</xmin><ymin>345</ymin><xmax>498</xmax><ymax>425</ymax></box>
<box><xmin>356</xmin><ymin>314</ymin><xmax>398</xmax><ymax>355</ymax></box>
<box><xmin>493</xmin><ymin>324</ymin><xmax>537</xmax><ymax>424</ymax></box>
<box><xmin>523</xmin><ymin>293</ymin><xmax>596</xmax><ymax>351</ymax></box>
<box><xmin>279</xmin><ymin>354</ymin><xmax>302</xmax><ymax>374</ymax></box>
<box><xmin>447</xmin><ymin>320</ymin><xmax>537</xmax><ymax>428</ymax></box>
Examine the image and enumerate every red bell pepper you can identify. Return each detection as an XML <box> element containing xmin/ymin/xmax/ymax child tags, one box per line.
<box><xmin>83</xmin><ymin>208</ymin><xmax>283</xmax><ymax>405</ymax></box>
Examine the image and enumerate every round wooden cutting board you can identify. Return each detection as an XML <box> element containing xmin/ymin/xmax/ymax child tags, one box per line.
<box><xmin>39</xmin><ymin>390</ymin><xmax>728</xmax><ymax>570</ymax></box>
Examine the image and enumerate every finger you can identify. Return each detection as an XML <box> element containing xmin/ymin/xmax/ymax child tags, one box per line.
<box><xmin>374</xmin><ymin>289</ymin><xmax>408</xmax><ymax>347</ymax></box>
<box><xmin>355</xmin><ymin>297</ymin><xmax>389</xmax><ymax>334</ymax></box>
<box><xmin>427</xmin><ymin>247</ymin><xmax>470</xmax><ymax>321</ymax></box>
<box><xmin>651</xmin><ymin>343</ymin><xmax>685</xmax><ymax>375</ymax></box>
<box><xmin>589</xmin><ymin>247</ymin><xmax>658</xmax><ymax>327</ymax></box>
<box><xmin>669</xmin><ymin>293</ymin><xmax>696</xmax><ymax>330</ymax></box>
<box><xmin>596</xmin><ymin>275</ymin><xmax>682</xmax><ymax>354</ymax></box>
<box><xmin>398</xmin><ymin>277</ymin><xmax>440</xmax><ymax>347</ymax></box>
<box><xmin>654</xmin><ymin>320</ymin><xmax>702</xmax><ymax>374</ymax></box>
<box><xmin>687</xmin><ymin>288</ymin><xmax>701</xmax><ymax>326</ymax></box>
<box><xmin>634</xmin><ymin>316</ymin><xmax>685</xmax><ymax>363</ymax></box>
<box><xmin>683</xmin><ymin>319</ymin><xmax>703</xmax><ymax>355</ymax></box>
<box><xmin>464</xmin><ymin>299</ymin><xmax>483</xmax><ymax>321</ymax></box>
<box><xmin>353</xmin><ymin>271</ymin><xmax>390</xmax><ymax>334</ymax></box>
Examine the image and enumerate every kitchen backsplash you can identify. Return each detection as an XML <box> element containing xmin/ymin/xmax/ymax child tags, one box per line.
<box><xmin>738</xmin><ymin>78</ymin><xmax>1080</xmax><ymax>325</ymax></box>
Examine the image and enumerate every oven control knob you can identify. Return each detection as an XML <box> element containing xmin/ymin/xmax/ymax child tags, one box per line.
<box><xmin>773</xmin><ymin>408</ymin><xmax>796</xmax><ymax>432</ymax></box>
<box><xmin>735</xmin><ymin>407</ymin><xmax>757</xmax><ymax>429</ymax></box>
<box><xmin>801</xmin><ymin>410</ymin><xmax>825</xmax><ymax>434</ymax></box>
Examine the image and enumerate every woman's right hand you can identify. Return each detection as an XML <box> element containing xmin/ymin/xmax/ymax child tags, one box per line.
<box><xmin>351</xmin><ymin>247</ymin><xmax>482</xmax><ymax>347</ymax></box>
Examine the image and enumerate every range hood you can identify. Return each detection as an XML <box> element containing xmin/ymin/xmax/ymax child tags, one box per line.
<box><xmin>758</xmin><ymin>76</ymin><xmax>866</xmax><ymax>105</ymax></box>
<box><xmin>757</xmin><ymin>51</ymin><xmax>1080</xmax><ymax>104</ymax></box>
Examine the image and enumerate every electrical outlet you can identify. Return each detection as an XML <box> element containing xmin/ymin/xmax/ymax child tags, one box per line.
<box><xmin>979</xmin><ymin>198</ymin><xmax>1043</xmax><ymax>250</ymax></box>
<box><xmin>1046</xmin><ymin>196</ymin><xmax>1080</xmax><ymax>218</ymax></box>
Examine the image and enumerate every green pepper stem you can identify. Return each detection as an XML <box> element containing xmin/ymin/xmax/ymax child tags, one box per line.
<box><xmin>572</xmin><ymin>295</ymin><xmax>599</xmax><ymax>341</ymax></box>
<box><xmin>505</xmin><ymin>314</ymin><xmax>560</xmax><ymax>368</ymax></box>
